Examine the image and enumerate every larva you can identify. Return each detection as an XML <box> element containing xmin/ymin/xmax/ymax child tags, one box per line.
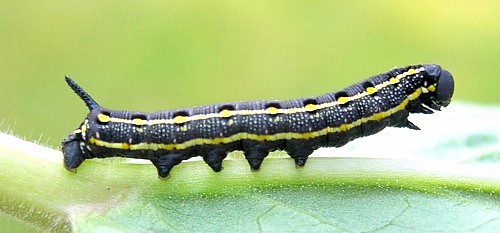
<box><xmin>62</xmin><ymin>64</ymin><xmax>454</xmax><ymax>179</ymax></box>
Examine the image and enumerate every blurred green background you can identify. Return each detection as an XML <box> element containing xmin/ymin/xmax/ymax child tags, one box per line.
<box><xmin>1</xmin><ymin>1</ymin><xmax>499</xmax><ymax>148</ymax></box>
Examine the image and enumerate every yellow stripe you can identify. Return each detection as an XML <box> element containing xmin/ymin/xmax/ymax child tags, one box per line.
<box><xmin>101</xmin><ymin>67</ymin><xmax>425</xmax><ymax>126</ymax></box>
<box><xmin>89</xmin><ymin>87</ymin><xmax>419</xmax><ymax>151</ymax></box>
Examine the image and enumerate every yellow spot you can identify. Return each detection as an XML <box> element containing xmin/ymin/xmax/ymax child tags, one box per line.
<box><xmin>219</xmin><ymin>109</ymin><xmax>233</xmax><ymax>118</ymax></box>
<box><xmin>97</xmin><ymin>113</ymin><xmax>110</xmax><ymax>123</ymax></box>
<box><xmin>266</xmin><ymin>107</ymin><xmax>279</xmax><ymax>115</ymax></box>
<box><xmin>337</xmin><ymin>97</ymin><xmax>349</xmax><ymax>105</ymax></box>
<box><xmin>389</xmin><ymin>77</ymin><xmax>398</xmax><ymax>84</ymax></box>
<box><xmin>366</xmin><ymin>87</ymin><xmax>377</xmax><ymax>95</ymax></box>
<box><xmin>407</xmin><ymin>69</ymin><xmax>416</xmax><ymax>75</ymax></box>
<box><xmin>180</xmin><ymin>125</ymin><xmax>188</xmax><ymax>131</ymax></box>
<box><xmin>428</xmin><ymin>85</ymin><xmax>436</xmax><ymax>92</ymax></box>
<box><xmin>173</xmin><ymin>115</ymin><xmax>187</xmax><ymax>124</ymax></box>
<box><xmin>304</xmin><ymin>104</ymin><xmax>318</xmax><ymax>112</ymax></box>
<box><xmin>227</xmin><ymin>119</ymin><xmax>234</xmax><ymax>126</ymax></box>
<box><xmin>131</xmin><ymin>118</ymin><xmax>145</xmax><ymax>125</ymax></box>
<box><xmin>74</xmin><ymin>129</ymin><xmax>81</xmax><ymax>134</ymax></box>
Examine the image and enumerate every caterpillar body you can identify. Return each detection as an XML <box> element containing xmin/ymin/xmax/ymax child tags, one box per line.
<box><xmin>62</xmin><ymin>64</ymin><xmax>454</xmax><ymax>179</ymax></box>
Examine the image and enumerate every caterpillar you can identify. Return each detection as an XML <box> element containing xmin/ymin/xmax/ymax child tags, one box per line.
<box><xmin>62</xmin><ymin>64</ymin><xmax>454</xmax><ymax>179</ymax></box>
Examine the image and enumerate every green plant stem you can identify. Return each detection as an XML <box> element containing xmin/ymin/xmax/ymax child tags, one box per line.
<box><xmin>0</xmin><ymin>132</ymin><xmax>499</xmax><ymax>232</ymax></box>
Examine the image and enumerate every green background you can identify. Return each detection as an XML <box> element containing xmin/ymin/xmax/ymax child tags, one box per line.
<box><xmin>1</xmin><ymin>1</ymin><xmax>499</xmax><ymax>148</ymax></box>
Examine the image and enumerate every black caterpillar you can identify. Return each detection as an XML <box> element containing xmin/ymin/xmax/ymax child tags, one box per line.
<box><xmin>62</xmin><ymin>64</ymin><xmax>454</xmax><ymax>179</ymax></box>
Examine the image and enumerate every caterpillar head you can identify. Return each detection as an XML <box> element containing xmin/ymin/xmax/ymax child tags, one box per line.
<box><xmin>421</xmin><ymin>64</ymin><xmax>454</xmax><ymax>110</ymax></box>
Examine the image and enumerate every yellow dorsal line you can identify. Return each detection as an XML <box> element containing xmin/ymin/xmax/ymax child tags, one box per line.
<box><xmin>90</xmin><ymin>87</ymin><xmax>422</xmax><ymax>151</ymax></box>
<box><xmin>102</xmin><ymin>67</ymin><xmax>425</xmax><ymax>126</ymax></box>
